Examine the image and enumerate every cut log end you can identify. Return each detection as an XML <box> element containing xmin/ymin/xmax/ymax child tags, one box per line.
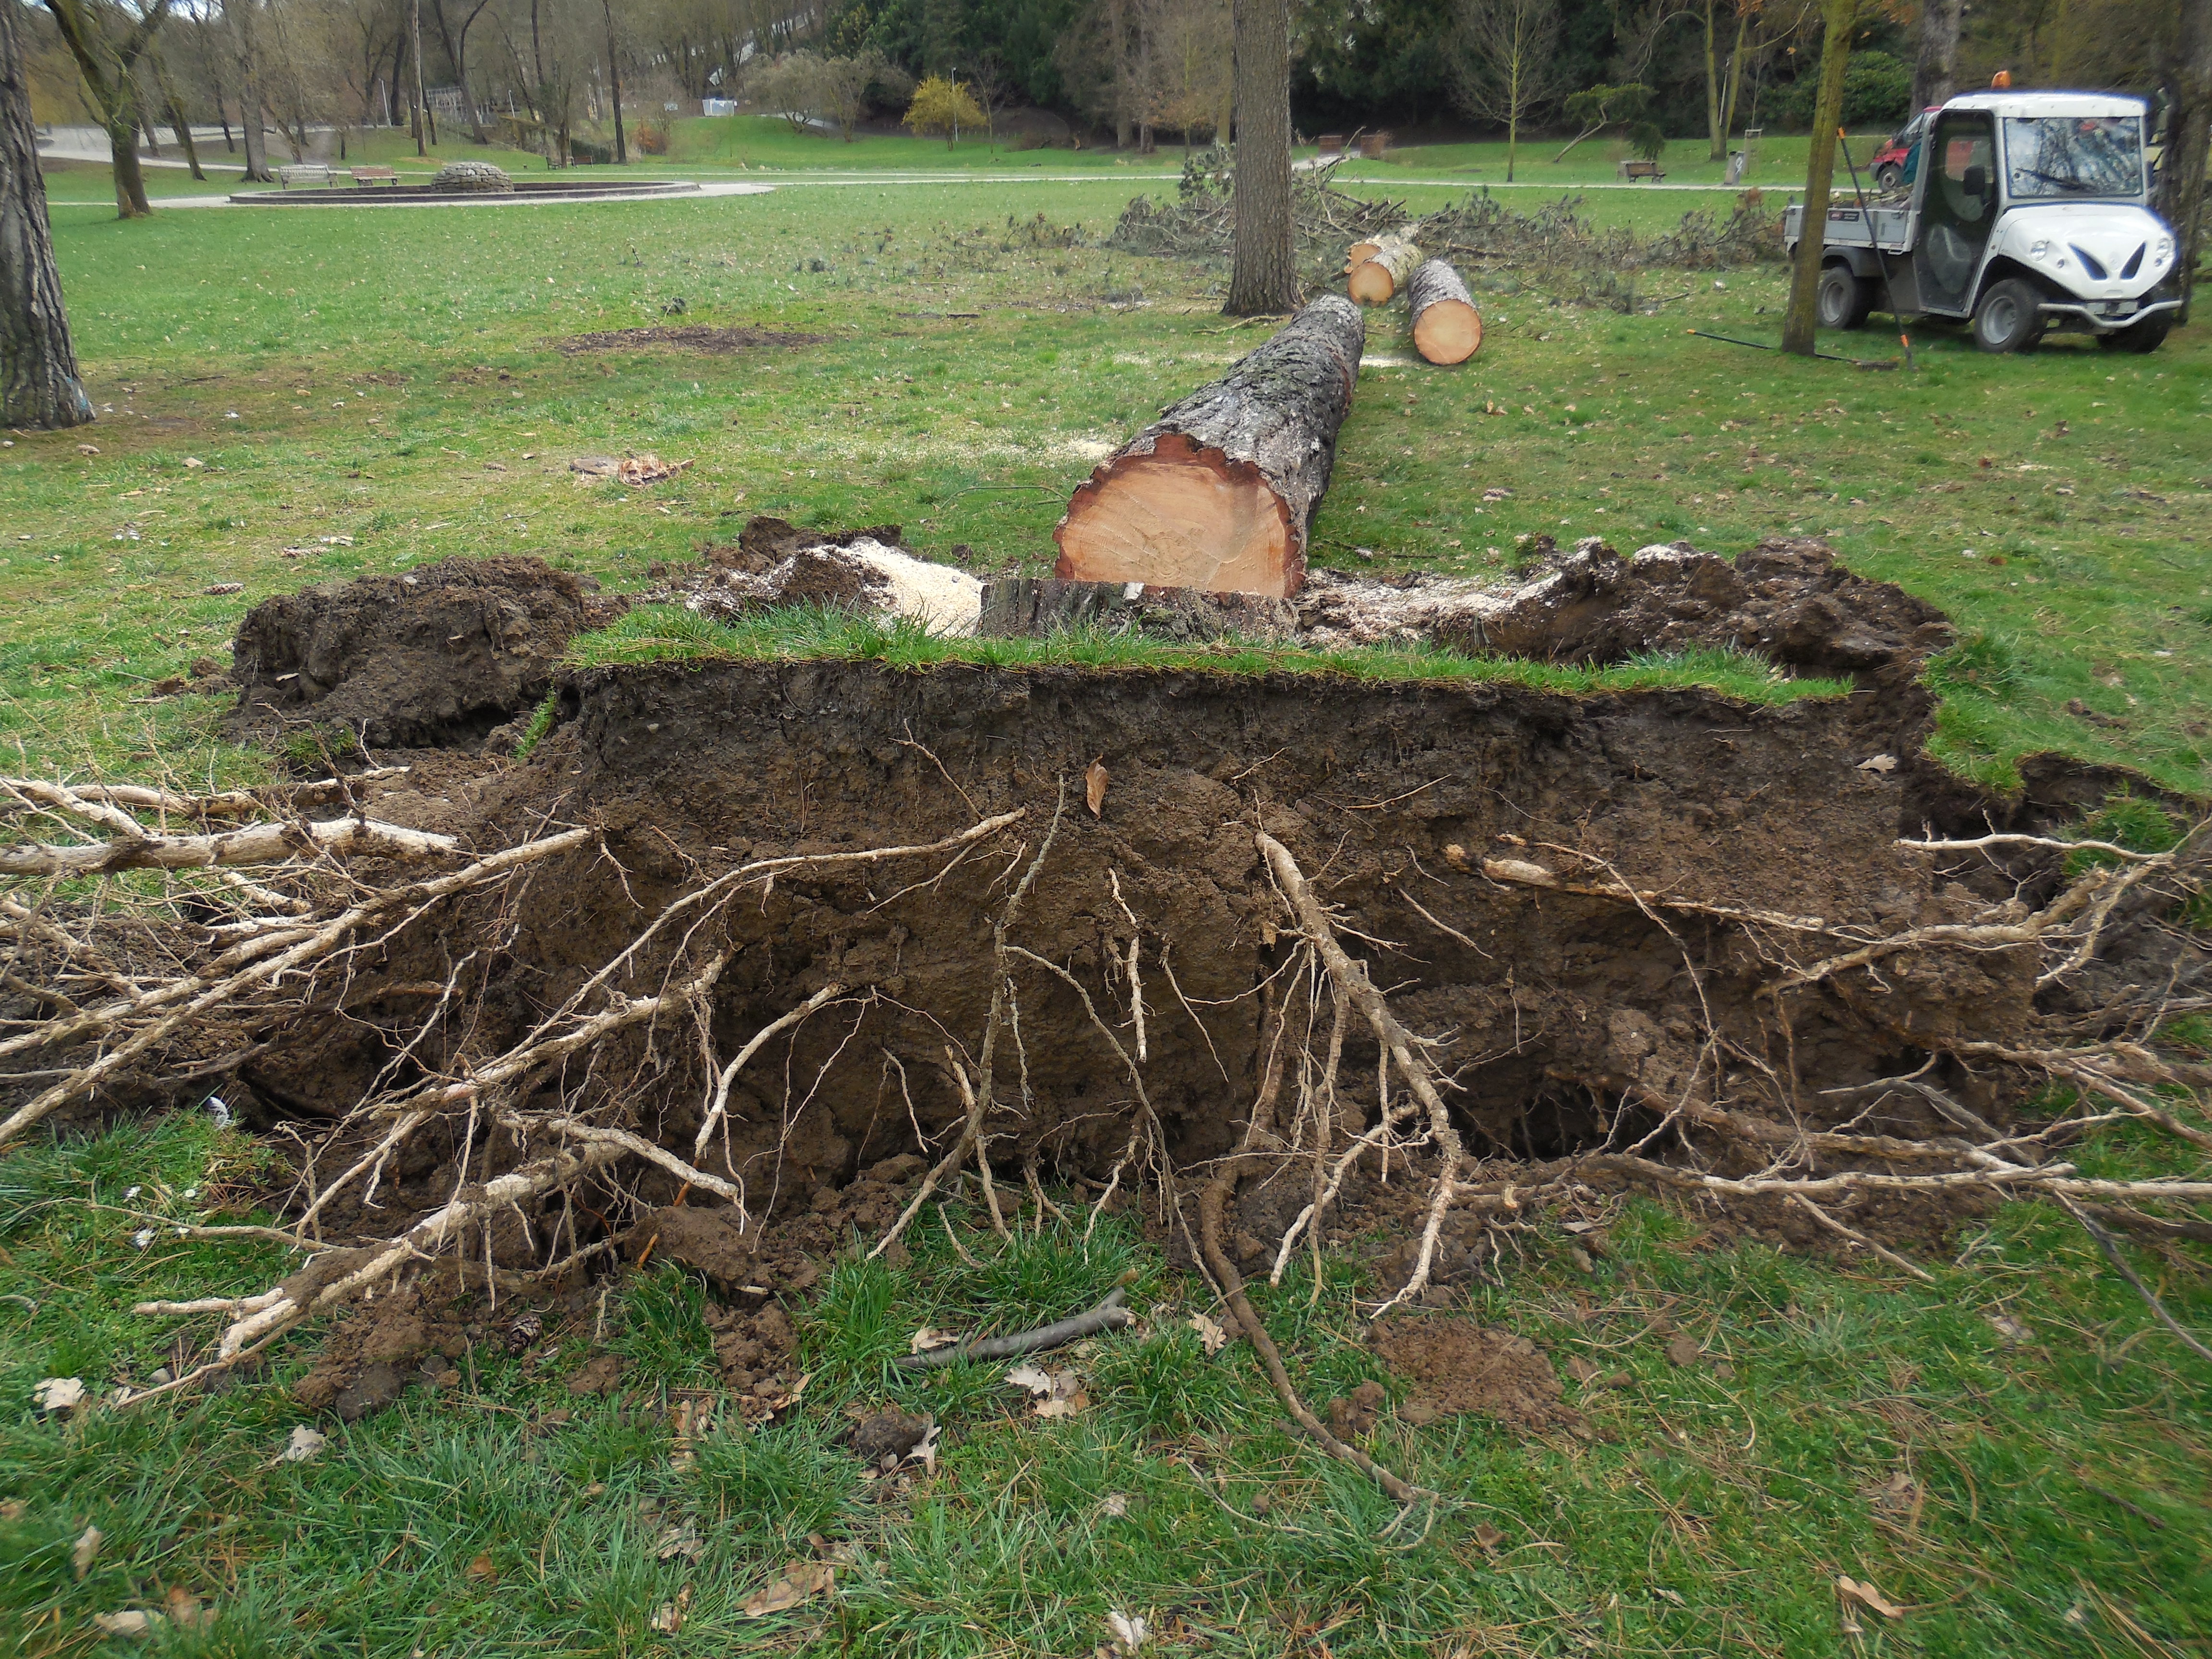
<box><xmin>1407</xmin><ymin>259</ymin><xmax>1483</xmax><ymax>365</ymax></box>
<box><xmin>1054</xmin><ymin>434</ymin><xmax>1302</xmax><ymax>599</ymax></box>
<box><xmin>1343</xmin><ymin>238</ymin><xmax>1383</xmax><ymax>272</ymax></box>
<box><xmin>1413</xmin><ymin>299</ymin><xmax>1482</xmax><ymax>365</ymax></box>
<box><xmin>1346</xmin><ymin>263</ymin><xmax>1397</xmax><ymax>305</ymax></box>
<box><xmin>1346</xmin><ymin>232</ymin><xmax>1424</xmax><ymax>307</ymax></box>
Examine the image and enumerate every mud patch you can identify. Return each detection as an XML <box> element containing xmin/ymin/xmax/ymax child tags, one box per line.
<box><xmin>1372</xmin><ymin>1321</ymin><xmax>1584</xmax><ymax>1433</ymax></box>
<box><xmin>556</xmin><ymin>325</ymin><xmax>829</xmax><ymax>354</ymax></box>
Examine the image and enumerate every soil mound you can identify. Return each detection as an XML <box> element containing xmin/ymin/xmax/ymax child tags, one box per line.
<box><xmin>228</xmin><ymin>555</ymin><xmax>624</xmax><ymax>749</ymax></box>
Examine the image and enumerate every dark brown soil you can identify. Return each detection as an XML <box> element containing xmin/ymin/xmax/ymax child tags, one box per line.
<box><xmin>555</xmin><ymin>325</ymin><xmax>829</xmax><ymax>354</ymax></box>
<box><xmin>173</xmin><ymin>535</ymin><xmax>2207</xmax><ymax>1413</ymax></box>
<box><xmin>228</xmin><ymin>555</ymin><xmax>625</xmax><ymax>749</ymax></box>
<box><xmin>1371</xmin><ymin>1320</ymin><xmax>1585</xmax><ymax>1433</ymax></box>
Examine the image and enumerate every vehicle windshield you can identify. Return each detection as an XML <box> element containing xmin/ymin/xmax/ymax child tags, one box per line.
<box><xmin>2003</xmin><ymin>115</ymin><xmax>2144</xmax><ymax>200</ymax></box>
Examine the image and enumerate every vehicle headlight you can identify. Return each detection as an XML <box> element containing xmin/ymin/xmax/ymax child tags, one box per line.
<box><xmin>2153</xmin><ymin>237</ymin><xmax>2174</xmax><ymax>264</ymax></box>
<box><xmin>2029</xmin><ymin>239</ymin><xmax>2052</xmax><ymax>259</ymax></box>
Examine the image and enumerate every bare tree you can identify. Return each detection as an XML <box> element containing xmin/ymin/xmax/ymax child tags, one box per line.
<box><xmin>1</xmin><ymin>0</ymin><xmax>94</xmax><ymax>427</ymax></box>
<box><xmin>228</xmin><ymin>0</ymin><xmax>275</xmax><ymax>181</ymax></box>
<box><xmin>43</xmin><ymin>0</ymin><xmax>175</xmax><ymax>217</ymax></box>
<box><xmin>2160</xmin><ymin>0</ymin><xmax>2210</xmax><ymax>322</ymax></box>
<box><xmin>1449</xmin><ymin>0</ymin><xmax>1564</xmax><ymax>183</ymax></box>
<box><xmin>601</xmin><ymin>0</ymin><xmax>623</xmax><ymax>160</ymax></box>
<box><xmin>1224</xmin><ymin>0</ymin><xmax>1295</xmax><ymax>313</ymax></box>
<box><xmin>1781</xmin><ymin>0</ymin><xmax>1868</xmax><ymax>354</ymax></box>
<box><xmin>1911</xmin><ymin>0</ymin><xmax>1960</xmax><ymax>110</ymax></box>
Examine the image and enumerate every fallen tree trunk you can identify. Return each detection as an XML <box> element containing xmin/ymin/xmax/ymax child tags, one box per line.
<box><xmin>1347</xmin><ymin>232</ymin><xmax>1423</xmax><ymax>305</ymax></box>
<box><xmin>1052</xmin><ymin>295</ymin><xmax>1364</xmax><ymax>599</ymax></box>
<box><xmin>1407</xmin><ymin>258</ymin><xmax>1483</xmax><ymax>365</ymax></box>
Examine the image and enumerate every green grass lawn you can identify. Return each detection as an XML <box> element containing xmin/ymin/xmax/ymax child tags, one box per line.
<box><xmin>3</xmin><ymin>1112</ymin><xmax>2207</xmax><ymax>1657</ymax></box>
<box><xmin>11</xmin><ymin>171</ymin><xmax>2211</xmax><ymax>791</ymax></box>
<box><xmin>1</xmin><ymin>169</ymin><xmax>2209</xmax><ymax>1658</ymax></box>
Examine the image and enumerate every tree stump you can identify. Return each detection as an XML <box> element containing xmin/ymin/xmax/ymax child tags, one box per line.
<box><xmin>1347</xmin><ymin>233</ymin><xmax>1423</xmax><ymax>305</ymax></box>
<box><xmin>1053</xmin><ymin>295</ymin><xmax>1364</xmax><ymax>599</ymax></box>
<box><xmin>1407</xmin><ymin>259</ymin><xmax>1483</xmax><ymax>365</ymax></box>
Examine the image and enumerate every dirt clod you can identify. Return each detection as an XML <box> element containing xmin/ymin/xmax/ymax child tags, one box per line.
<box><xmin>851</xmin><ymin>1410</ymin><xmax>931</xmax><ymax>1467</ymax></box>
<box><xmin>1372</xmin><ymin>1321</ymin><xmax>1584</xmax><ymax>1434</ymax></box>
<box><xmin>565</xmin><ymin>1355</ymin><xmax>624</xmax><ymax>1396</ymax></box>
<box><xmin>1325</xmin><ymin>1379</ymin><xmax>1387</xmax><ymax>1438</ymax></box>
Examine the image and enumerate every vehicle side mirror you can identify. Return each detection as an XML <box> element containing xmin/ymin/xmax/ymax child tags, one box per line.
<box><xmin>1963</xmin><ymin>164</ymin><xmax>1988</xmax><ymax>197</ymax></box>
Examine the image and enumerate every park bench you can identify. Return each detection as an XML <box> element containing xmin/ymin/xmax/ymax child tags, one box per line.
<box><xmin>277</xmin><ymin>164</ymin><xmax>334</xmax><ymax>189</ymax></box>
<box><xmin>351</xmin><ymin>166</ymin><xmax>400</xmax><ymax>186</ymax></box>
<box><xmin>1617</xmin><ymin>159</ymin><xmax>1666</xmax><ymax>181</ymax></box>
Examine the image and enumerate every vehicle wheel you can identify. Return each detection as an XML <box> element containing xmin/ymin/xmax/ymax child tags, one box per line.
<box><xmin>1875</xmin><ymin>161</ymin><xmax>1903</xmax><ymax>192</ymax></box>
<box><xmin>2097</xmin><ymin>315</ymin><xmax>2170</xmax><ymax>353</ymax></box>
<box><xmin>1972</xmin><ymin>277</ymin><xmax>2045</xmax><ymax>353</ymax></box>
<box><xmin>1817</xmin><ymin>264</ymin><xmax>1872</xmax><ymax>330</ymax></box>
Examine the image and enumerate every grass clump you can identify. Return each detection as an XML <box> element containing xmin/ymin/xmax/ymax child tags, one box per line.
<box><xmin>567</xmin><ymin>603</ymin><xmax>1855</xmax><ymax>706</ymax></box>
<box><xmin>508</xmin><ymin>690</ymin><xmax>560</xmax><ymax>760</ymax></box>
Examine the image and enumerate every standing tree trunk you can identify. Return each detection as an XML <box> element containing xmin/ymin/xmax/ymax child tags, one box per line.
<box><xmin>1781</xmin><ymin>0</ymin><xmax>1859</xmax><ymax>355</ymax></box>
<box><xmin>234</xmin><ymin>0</ymin><xmax>273</xmax><ymax>182</ymax></box>
<box><xmin>410</xmin><ymin>0</ymin><xmax>431</xmax><ymax>153</ymax></box>
<box><xmin>2160</xmin><ymin>0</ymin><xmax>2212</xmax><ymax>323</ymax></box>
<box><xmin>155</xmin><ymin>54</ymin><xmax>204</xmax><ymax>179</ymax></box>
<box><xmin>1225</xmin><ymin>0</ymin><xmax>1296</xmax><ymax>315</ymax></box>
<box><xmin>44</xmin><ymin>0</ymin><xmax>173</xmax><ymax>218</ymax></box>
<box><xmin>1911</xmin><ymin>0</ymin><xmax>1962</xmax><ymax>113</ymax></box>
<box><xmin>1703</xmin><ymin>0</ymin><xmax>1725</xmax><ymax>161</ymax></box>
<box><xmin>1</xmin><ymin>0</ymin><xmax>94</xmax><ymax>428</ymax></box>
<box><xmin>1055</xmin><ymin>295</ymin><xmax>1364</xmax><ymax>597</ymax></box>
<box><xmin>601</xmin><ymin>0</ymin><xmax>625</xmax><ymax>162</ymax></box>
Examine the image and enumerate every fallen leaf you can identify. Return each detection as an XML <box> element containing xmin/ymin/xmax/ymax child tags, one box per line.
<box><xmin>913</xmin><ymin>1421</ymin><xmax>941</xmax><ymax>1477</ymax></box>
<box><xmin>1857</xmin><ymin>753</ymin><xmax>1899</xmax><ymax>773</ymax></box>
<box><xmin>1988</xmin><ymin>1311</ymin><xmax>2030</xmax><ymax>1343</ymax></box>
<box><xmin>1085</xmin><ymin>758</ymin><xmax>1108</xmax><ymax>817</ymax></box>
<box><xmin>33</xmin><ymin>1377</ymin><xmax>86</xmax><ymax>1415</ymax></box>
<box><xmin>1188</xmin><ymin>1313</ymin><xmax>1229</xmax><ymax>1356</ymax></box>
<box><xmin>1106</xmin><ymin>1609</ymin><xmax>1149</xmax><ymax>1652</ymax></box>
<box><xmin>743</xmin><ymin>1560</ymin><xmax>835</xmax><ymax>1618</ymax></box>
<box><xmin>1473</xmin><ymin>1521</ymin><xmax>1504</xmax><ymax>1550</ymax></box>
<box><xmin>163</xmin><ymin>1587</ymin><xmax>207</xmax><ymax>1628</ymax></box>
<box><xmin>92</xmin><ymin>1611</ymin><xmax>162</xmax><ymax>1637</ymax></box>
<box><xmin>650</xmin><ymin>1586</ymin><xmax>693</xmax><ymax>1634</ymax></box>
<box><xmin>1565</xmin><ymin>1355</ymin><xmax>1601</xmax><ymax>1384</ymax></box>
<box><xmin>1837</xmin><ymin>1575</ymin><xmax>1905</xmax><ymax>1619</ymax></box>
<box><xmin>1664</xmin><ymin>1332</ymin><xmax>1704</xmax><ymax>1369</ymax></box>
<box><xmin>1006</xmin><ymin>1363</ymin><xmax>1054</xmax><ymax>1396</ymax></box>
<box><xmin>0</xmin><ymin>1500</ymin><xmax>24</xmax><ymax>1520</ymax></box>
<box><xmin>654</xmin><ymin>1518</ymin><xmax>704</xmax><ymax>1562</ymax></box>
<box><xmin>1100</xmin><ymin>1492</ymin><xmax>1129</xmax><ymax>1517</ymax></box>
<box><xmin>279</xmin><ymin>1425</ymin><xmax>327</xmax><ymax>1463</ymax></box>
<box><xmin>182</xmin><ymin>457</ymin><xmax>204</xmax><ymax>469</ymax></box>
<box><xmin>465</xmin><ymin>1552</ymin><xmax>500</xmax><ymax>1584</ymax></box>
<box><xmin>1034</xmin><ymin>1392</ymin><xmax>1087</xmax><ymax>1419</ymax></box>
<box><xmin>72</xmin><ymin>1525</ymin><xmax>101</xmax><ymax>1578</ymax></box>
<box><xmin>1655</xmin><ymin>1587</ymin><xmax>1685</xmax><ymax>1606</ymax></box>
<box><xmin>616</xmin><ymin>454</ymin><xmax>692</xmax><ymax>488</ymax></box>
<box><xmin>909</xmin><ymin>1326</ymin><xmax>957</xmax><ymax>1355</ymax></box>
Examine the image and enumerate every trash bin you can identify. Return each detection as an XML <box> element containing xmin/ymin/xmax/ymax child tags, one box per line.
<box><xmin>1725</xmin><ymin>150</ymin><xmax>1747</xmax><ymax>185</ymax></box>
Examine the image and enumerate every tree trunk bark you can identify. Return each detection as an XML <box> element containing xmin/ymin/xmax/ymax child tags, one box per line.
<box><xmin>156</xmin><ymin>57</ymin><xmax>204</xmax><ymax>178</ymax></box>
<box><xmin>1225</xmin><ymin>0</ymin><xmax>1297</xmax><ymax>315</ymax></box>
<box><xmin>410</xmin><ymin>0</ymin><xmax>430</xmax><ymax>154</ymax></box>
<box><xmin>1407</xmin><ymin>258</ymin><xmax>1482</xmax><ymax>363</ymax></box>
<box><xmin>108</xmin><ymin>114</ymin><xmax>153</xmax><ymax>216</ymax></box>
<box><xmin>1911</xmin><ymin>0</ymin><xmax>1962</xmax><ymax>113</ymax></box>
<box><xmin>1346</xmin><ymin>232</ymin><xmax>1423</xmax><ymax>304</ymax></box>
<box><xmin>1704</xmin><ymin>0</ymin><xmax>1725</xmax><ymax>161</ymax></box>
<box><xmin>1782</xmin><ymin>0</ymin><xmax>1858</xmax><ymax>355</ymax></box>
<box><xmin>0</xmin><ymin>0</ymin><xmax>94</xmax><ymax>428</ymax></box>
<box><xmin>237</xmin><ymin>1</ymin><xmax>273</xmax><ymax>182</ymax></box>
<box><xmin>2159</xmin><ymin>0</ymin><xmax>2211</xmax><ymax>323</ymax></box>
<box><xmin>602</xmin><ymin>0</ymin><xmax>625</xmax><ymax>162</ymax></box>
<box><xmin>1054</xmin><ymin>294</ymin><xmax>1364</xmax><ymax>597</ymax></box>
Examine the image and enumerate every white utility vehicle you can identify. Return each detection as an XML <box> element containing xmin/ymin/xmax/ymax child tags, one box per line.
<box><xmin>1783</xmin><ymin>91</ymin><xmax>2180</xmax><ymax>353</ymax></box>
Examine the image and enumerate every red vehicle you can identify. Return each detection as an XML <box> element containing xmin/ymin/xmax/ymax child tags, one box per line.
<box><xmin>1871</xmin><ymin>107</ymin><xmax>1939</xmax><ymax>191</ymax></box>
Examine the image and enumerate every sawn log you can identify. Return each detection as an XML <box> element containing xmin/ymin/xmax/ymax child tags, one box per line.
<box><xmin>1052</xmin><ymin>294</ymin><xmax>1364</xmax><ymax>599</ymax></box>
<box><xmin>1346</xmin><ymin>232</ymin><xmax>1423</xmax><ymax>305</ymax></box>
<box><xmin>1406</xmin><ymin>258</ymin><xmax>1483</xmax><ymax>365</ymax></box>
